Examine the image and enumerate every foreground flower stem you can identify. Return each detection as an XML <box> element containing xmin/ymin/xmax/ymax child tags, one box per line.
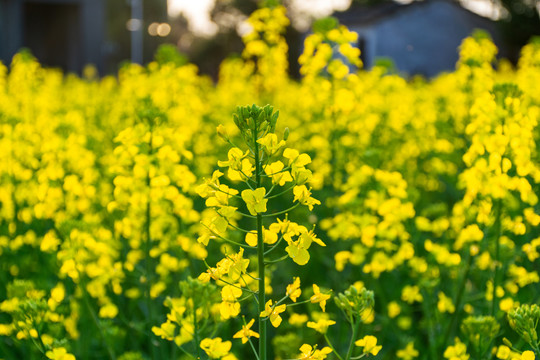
<box><xmin>421</xmin><ymin>289</ymin><xmax>439</xmax><ymax>360</ymax></box>
<box><xmin>145</xmin><ymin>127</ymin><xmax>158</xmax><ymax>360</ymax></box>
<box><xmin>491</xmin><ymin>198</ymin><xmax>503</xmax><ymax>317</ymax></box>
<box><xmin>345</xmin><ymin>320</ymin><xmax>360</xmax><ymax>360</ymax></box>
<box><xmin>82</xmin><ymin>281</ymin><xmax>116</xmax><ymax>360</ymax></box>
<box><xmin>443</xmin><ymin>250</ymin><xmax>473</xmax><ymax>347</ymax></box>
<box><xmin>254</xmin><ymin>121</ymin><xmax>267</xmax><ymax>360</ymax></box>
<box><xmin>324</xmin><ymin>334</ymin><xmax>344</xmax><ymax>360</ymax></box>
<box><xmin>193</xmin><ymin>301</ymin><xmax>202</xmax><ymax>360</ymax></box>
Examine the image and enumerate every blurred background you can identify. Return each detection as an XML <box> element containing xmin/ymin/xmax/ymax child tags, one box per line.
<box><xmin>0</xmin><ymin>0</ymin><xmax>539</xmax><ymax>78</ymax></box>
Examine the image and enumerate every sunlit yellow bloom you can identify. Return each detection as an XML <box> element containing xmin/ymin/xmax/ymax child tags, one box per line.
<box><xmin>402</xmin><ymin>285</ymin><xmax>423</xmax><ymax>304</ymax></box>
<box><xmin>437</xmin><ymin>292</ymin><xmax>455</xmax><ymax>313</ymax></box>
<box><xmin>496</xmin><ymin>345</ymin><xmax>511</xmax><ymax>359</ymax></box>
<box><xmin>307</xmin><ymin>318</ymin><xmax>336</xmax><ymax>334</ymax></box>
<box><xmin>45</xmin><ymin>348</ymin><xmax>76</xmax><ymax>360</ymax></box>
<box><xmin>388</xmin><ymin>301</ymin><xmax>401</xmax><ymax>318</ymax></box>
<box><xmin>200</xmin><ymin>337</ymin><xmax>232</xmax><ymax>359</ymax></box>
<box><xmin>310</xmin><ymin>284</ymin><xmax>331</xmax><ymax>312</ymax></box>
<box><xmin>397</xmin><ymin>342</ymin><xmax>419</xmax><ymax>360</ymax></box>
<box><xmin>355</xmin><ymin>335</ymin><xmax>382</xmax><ymax>356</ymax></box>
<box><xmin>285</xmin><ymin>239</ymin><xmax>310</xmax><ymax>265</ymax></box>
<box><xmin>298</xmin><ymin>344</ymin><xmax>332</xmax><ymax>360</ymax></box>
<box><xmin>289</xmin><ymin>313</ymin><xmax>309</xmax><ymax>326</ymax></box>
<box><xmin>257</xmin><ymin>133</ymin><xmax>286</xmax><ymax>153</ymax></box>
<box><xmin>265</xmin><ymin>161</ymin><xmax>293</xmax><ymax>186</ymax></box>
<box><xmin>227</xmin><ymin>248</ymin><xmax>250</xmax><ymax>280</ymax></box>
<box><xmin>286</xmin><ymin>277</ymin><xmax>302</xmax><ymax>302</ymax></box>
<box><xmin>293</xmin><ymin>185</ymin><xmax>321</xmax><ymax>210</ymax></box>
<box><xmin>260</xmin><ymin>300</ymin><xmax>286</xmax><ymax>327</ymax></box>
<box><xmin>233</xmin><ymin>318</ymin><xmax>259</xmax><ymax>344</ymax></box>
<box><xmin>241</xmin><ymin>188</ymin><xmax>268</xmax><ymax>215</ymax></box>
<box><xmin>152</xmin><ymin>321</ymin><xmax>176</xmax><ymax>340</ymax></box>
<box><xmin>283</xmin><ymin>148</ymin><xmax>311</xmax><ymax>167</ymax></box>
<box><xmin>99</xmin><ymin>303</ymin><xmax>118</xmax><ymax>318</ymax></box>
<box><xmin>245</xmin><ymin>231</ymin><xmax>258</xmax><ymax>247</ymax></box>
<box><xmin>444</xmin><ymin>338</ymin><xmax>469</xmax><ymax>360</ymax></box>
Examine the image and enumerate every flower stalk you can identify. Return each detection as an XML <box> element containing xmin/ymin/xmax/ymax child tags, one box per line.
<box><xmin>254</xmin><ymin>117</ymin><xmax>267</xmax><ymax>360</ymax></box>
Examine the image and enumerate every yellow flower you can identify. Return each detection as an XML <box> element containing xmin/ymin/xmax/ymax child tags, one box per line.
<box><xmin>217</xmin><ymin>148</ymin><xmax>246</xmax><ymax>169</ymax></box>
<box><xmin>285</xmin><ymin>228</ymin><xmax>324</xmax><ymax>266</ymax></box>
<box><xmin>397</xmin><ymin>342</ymin><xmax>419</xmax><ymax>360</ymax></box>
<box><xmin>283</xmin><ymin>148</ymin><xmax>311</xmax><ymax>167</ymax></box>
<box><xmin>521</xmin><ymin>351</ymin><xmax>535</xmax><ymax>360</ymax></box>
<box><xmin>265</xmin><ymin>160</ymin><xmax>293</xmax><ymax>186</ymax></box>
<box><xmin>241</xmin><ymin>188</ymin><xmax>268</xmax><ymax>215</ymax></box>
<box><xmin>444</xmin><ymin>338</ymin><xmax>469</xmax><ymax>360</ymax></box>
<box><xmin>45</xmin><ymin>348</ymin><xmax>76</xmax><ymax>360</ymax></box>
<box><xmin>227</xmin><ymin>248</ymin><xmax>250</xmax><ymax>281</ymax></box>
<box><xmin>289</xmin><ymin>313</ymin><xmax>309</xmax><ymax>326</ymax></box>
<box><xmin>307</xmin><ymin>318</ymin><xmax>336</xmax><ymax>334</ymax></box>
<box><xmin>402</xmin><ymin>285</ymin><xmax>423</xmax><ymax>304</ymax></box>
<box><xmin>355</xmin><ymin>335</ymin><xmax>382</xmax><ymax>356</ymax></box>
<box><xmin>233</xmin><ymin>318</ymin><xmax>259</xmax><ymax>344</ymax></box>
<box><xmin>285</xmin><ymin>239</ymin><xmax>310</xmax><ymax>265</ymax></box>
<box><xmin>220</xmin><ymin>285</ymin><xmax>242</xmax><ymax>319</ymax></box>
<box><xmin>221</xmin><ymin>285</ymin><xmax>242</xmax><ymax>302</ymax></box>
<box><xmin>264</xmin><ymin>227</ymin><xmax>278</xmax><ymax>244</ymax></box>
<box><xmin>200</xmin><ymin>337</ymin><xmax>232</xmax><ymax>359</ymax></box>
<box><xmin>286</xmin><ymin>277</ymin><xmax>301</xmax><ymax>302</ymax></box>
<box><xmin>293</xmin><ymin>185</ymin><xmax>321</xmax><ymax>210</ymax></box>
<box><xmin>245</xmin><ymin>227</ymin><xmax>277</xmax><ymax>247</ymax></box>
<box><xmin>217</xmin><ymin>148</ymin><xmax>253</xmax><ymax>181</ymax></box>
<box><xmin>260</xmin><ymin>300</ymin><xmax>286</xmax><ymax>327</ymax></box>
<box><xmin>298</xmin><ymin>344</ymin><xmax>333</xmax><ymax>360</ymax></box>
<box><xmin>205</xmin><ymin>184</ymin><xmax>238</xmax><ymax>208</ymax></box>
<box><xmin>152</xmin><ymin>321</ymin><xmax>176</xmax><ymax>340</ymax></box>
<box><xmin>496</xmin><ymin>345</ymin><xmax>511</xmax><ymax>359</ymax></box>
<box><xmin>50</xmin><ymin>284</ymin><xmax>65</xmax><ymax>303</ymax></box>
<box><xmin>310</xmin><ymin>284</ymin><xmax>331</xmax><ymax>312</ymax></box>
<box><xmin>99</xmin><ymin>303</ymin><xmax>118</xmax><ymax>318</ymax></box>
<box><xmin>196</xmin><ymin>170</ymin><xmax>223</xmax><ymax>198</ymax></box>
<box><xmin>388</xmin><ymin>301</ymin><xmax>401</xmax><ymax>318</ymax></box>
<box><xmin>245</xmin><ymin>231</ymin><xmax>258</xmax><ymax>247</ymax></box>
<box><xmin>437</xmin><ymin>292</ymin><xmax>455</xmax><ymax>313</ymax></box>
<box><xmin>257</xmin><ymin>133</ymin><xmax>285</xmax><ymax>154</ymax></box>
<box><xmin>216</xmin><ymin>124</ymin><xmax>229</xmax><ymax>141</ymax></box>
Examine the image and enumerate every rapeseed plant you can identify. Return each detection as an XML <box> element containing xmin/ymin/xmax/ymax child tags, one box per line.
<box><xmin>0</xmin><ymin>6</ymin><xmax>539</xmax><ymax>360</ymax></box>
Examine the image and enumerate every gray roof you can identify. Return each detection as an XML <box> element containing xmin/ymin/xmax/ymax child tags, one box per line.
<box><xmin>334</xmin><ymin>0</ymin><xmax>494</xmax><ymax>26</ymax></box>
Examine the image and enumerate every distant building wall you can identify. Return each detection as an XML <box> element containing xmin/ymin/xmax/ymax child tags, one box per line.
<box><xmin>341</xmin><ymin>0</ymin><xmax>503</xmax><ymax>77</ymax></box>
<box><xmin>0</xmin><ymin>0</ymin><xmax>105</xmax><ymax>73</ymax></box>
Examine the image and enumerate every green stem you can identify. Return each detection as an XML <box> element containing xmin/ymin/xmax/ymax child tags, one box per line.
<box><xmin>421</xmin><ymin>289</ymin><xmax>439</xmax><ymax>360</ymax></box>
<box><xmin>176</xmin><ymin>345</ymin><xmax>197</xmax><ymax>359</ymax></box>
<box><xmin>264</xmin><ymin>254</ymin><xmax>289</xmax><ymax>265</ymax></box>
<box><xmin>443</xmin><ymin>250</ymin><xmax>473</xmax><ymax>347</ymax></box>
<box><xmin>284</xmin><ymin>298</ymin><xmax>313</xmax><ymax>307</ymax></box>
<box><xmin>265</xmin><ymin>182</ymin><xmax>296</xmax><ymax>199</ymax></box>
<box><xmin>491</xmin><ymin>198</ymin><xmax>502</xmax><ymax>317</ymax></box>
<box><xmin>242</xmin><ymin>316</ymin><xmax>261</xmax><ymax>360</ymax></box>
<box><xmin>145</xmin><ymin>128</ymin><xmax>159</xmax><ymax>360</ymax></box>
<box><xmin>345</xmin><ymin>320</ymin><xmax>360</xmax><ymax>360</ymax></box>
<box><xmin>193</xmin><ymin>305</ymin><xmax>202</xmax><ymax>360</ymax></box>
<box><xmin>261</xmin><ymin>202</ymin><xmax>300</xmax><ymax>217</ymax></box>
<box><xmin>255</xmin><ymin>124</ymin><xmax>267</xmax><ymax>360</ymax></box>
<box><xmin>200</xmin><ymin>222</ymin><xmax>254</xmax><ymax>248</ymax></box>
<box><xmin>82</xmin><ymin>283</ymin><xmax>116</xmax><ymax>360</ymax></box>
<box><xmin>264</xmin><ymin>234</ymin><xmax>285</xmax><ymax>256</ymax></box>
<box><xmin>324</xmin><ymin>334</ymin><xmax>345</xmax><ymax>360</ymax></box>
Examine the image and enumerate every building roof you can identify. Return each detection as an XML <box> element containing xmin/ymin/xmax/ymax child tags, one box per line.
<box><xmin>334</xmin><ymin>0</ymin><xmax>494</xmax><ymax>26</ymax></box>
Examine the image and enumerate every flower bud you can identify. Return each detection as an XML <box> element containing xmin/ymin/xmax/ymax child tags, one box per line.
<box><xmin>216</xmin><ymin>124</ymin><xmax>229</xmax><ymax>141</ymax></box>
<box><xmin>283</xmin><ymin>127</ymin><xmax>290</xmax><ymax>141</ymax></box>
